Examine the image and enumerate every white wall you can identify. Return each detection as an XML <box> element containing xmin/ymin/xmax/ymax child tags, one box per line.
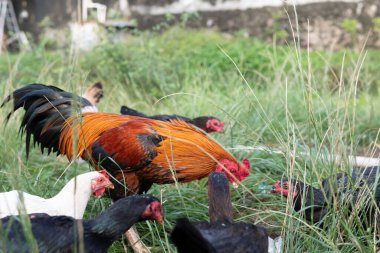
<box><xmin>131</xmin><ymin>0</ymin><xmax>362</xmax><ymax>15</ymax></box>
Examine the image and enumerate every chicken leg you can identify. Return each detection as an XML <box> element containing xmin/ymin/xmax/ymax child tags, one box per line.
<box><xmin>125</xmin><ymin>226</ymin><xmax>151</xmax><ymax>253</ymax></box>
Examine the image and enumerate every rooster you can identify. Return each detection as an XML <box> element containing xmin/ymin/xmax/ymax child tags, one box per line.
<box><xmin>0</xmin><ymin>195</ymin><xmax>163</xmax><ymax>253</ymax></box>
<box><xmin>3</xmin><ymin>84</ymin><xmax>250</xmax><ymax>198</ymax></box>
<box><xmin>171</xmin><ymin>172</ymin><xmax>268</xmax><ymax>253</ymax></box>
<box><xmin>120</xmin><ymin>105</ymin><xmax>225</xmax><ymax>133</ymax></box>
<box><xmin>0</xmin><ymin>171</ymin><xmax>113</xmax><ymax>219</ymax></box>
<box><xmin>3</xmin><ymin>84</ymin><xmax>250</xmax><ymax>252</ymax></box>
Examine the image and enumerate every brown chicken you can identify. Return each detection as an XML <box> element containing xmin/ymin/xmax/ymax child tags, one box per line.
<box><xmin>3</xmin><ymin>84</ymin><xmax>250</xmax><ymax>200</ymax></box>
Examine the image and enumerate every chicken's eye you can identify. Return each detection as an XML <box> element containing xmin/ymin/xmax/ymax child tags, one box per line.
<box><xmin>99</xmin><ymin>178</ymin><xmax>104</xmax><ymax>182</ymax></box>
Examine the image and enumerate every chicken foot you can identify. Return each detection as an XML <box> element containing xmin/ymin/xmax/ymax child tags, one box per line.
<box><xmin>125</xmin><ymin>226</ymin><xmax>151</xmax><ymax>253</ymax></box>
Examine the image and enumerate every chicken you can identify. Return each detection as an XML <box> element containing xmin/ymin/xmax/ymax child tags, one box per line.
<box><xmin>0</xmin><ymin>171</ymin><xmax>113</xmax><ymax>219</ymax></box>
<box><xmin>271</xmin><ymin>178</ymin><xmax>328</xmax><ymax>224</ymax></box>
<box><xmin>3</xmin><ymin>84</ymin><xmax>250</xmax><ymax>200</ymax></box>
<box><xmin>323</xmin><ymin>166</ymin><xmax>380</xmax><ymax>228</ymax></box>
<box><xmin>271</xmin><ymin>166</ymin><xmax>380</xmax><ymax>226</ymax></box>
<box><xmin>120</xmin><ymin>105</ymin><xmax>224</xmax><ymax>133</ymax></box>
<box><xmin>3</xmin><ymin>84</ymin><xmax>250</xmax><ymax>253</ymax></box>
<box><xmin>82</xmin><ymin>81</ymin><xmax>104</xmax><ymax>112</ymax></box>
<box><xmin>171</xmin><ymin>172</ymin><xmax>268</xmax><ymax>253</ymax></box>
<box><xmin>0</xmin><ymin>195</ymin><xmax>163</xmax><ymax>253</ymax></box>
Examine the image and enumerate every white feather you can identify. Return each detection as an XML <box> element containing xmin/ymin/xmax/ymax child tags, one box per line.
<box><xmin>0</xmin><ymin>171</ymin><xmax>101</xmax><ymax>219</ymax></box>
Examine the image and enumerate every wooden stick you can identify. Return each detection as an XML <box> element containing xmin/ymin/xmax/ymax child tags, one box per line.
<box><xmin>230</xmin><ymin>145</ymin><xmax>380</xmax><ymax>168</ymax></box>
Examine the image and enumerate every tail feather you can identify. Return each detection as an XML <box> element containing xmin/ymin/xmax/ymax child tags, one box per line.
<box><xmin>2</xmin><ymin>84</ymin><xmax>92</xmax><ymax>158</ymax></box>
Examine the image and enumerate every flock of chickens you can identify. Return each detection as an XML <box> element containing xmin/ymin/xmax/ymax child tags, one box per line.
<box><xmin>0</xmin><ymin>83</ymin><xmax>380</xmax><ymax>253</ymax></box>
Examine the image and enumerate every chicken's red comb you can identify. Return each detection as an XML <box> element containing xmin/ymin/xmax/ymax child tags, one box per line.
<box><xmin>241</xmin><ymin>158</ymin><xmax>250</xmax><ymax>170</ymax></box>
<box><xmin>98</xmin><ymin>170</ymin><xmax>109</xmax><ymax>179</ymax></box>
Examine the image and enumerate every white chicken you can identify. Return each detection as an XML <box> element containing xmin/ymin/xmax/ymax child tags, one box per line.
<box><xmin>0</xmin><ymin>170</ymin><xmax>113</xmax><ymax>219</ymax></box>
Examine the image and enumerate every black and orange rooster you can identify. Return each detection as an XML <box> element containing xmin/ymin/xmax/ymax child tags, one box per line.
<box><xmin>3</xmin><ymin>84</ymin><xmax>250</xmax><ymax>199</ymax></box>
<box><xmin>171</xmin><ymin>172</ymin><xmax>268</xmax><ymax>253</ymax></box>
<box><xmin>120</xmin><ymin>105</ymin><xmax>225</xmax><ymax>133</ymax></box>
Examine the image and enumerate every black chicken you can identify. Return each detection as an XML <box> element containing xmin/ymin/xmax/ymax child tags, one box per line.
<box><xmin>120</xmin><ymin>105</ymin><xmax>224</xmax><ymax>133</ymax></box>
<box><xmin>271</xmin><ymin>166</ymin><xmax>380</xmax><ymax>226</ymax></box>
<box><xmin>171</xmin><ymin>172</ymin><xmax>268</xmax><ymax>253</ymax></box>
<box><xmin>0</xmin><ymin>195</ymin><xmax>163</xmax><ymax>253</ymax></box>
<box><xmin>271</xmin><ymin>178</ymin><xmax>329</xmax><ymax>224</ymax></box>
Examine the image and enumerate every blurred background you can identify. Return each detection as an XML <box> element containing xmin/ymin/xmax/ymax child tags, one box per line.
<box><xmin>3</xmin><ymin>0</ymin><xmax>380</xmax><ymax>51</ymax></box>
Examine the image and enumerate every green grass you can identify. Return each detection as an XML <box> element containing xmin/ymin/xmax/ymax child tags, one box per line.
<box><xmin>1</xmin><ymin>26</ymin><xmax>380</xmax><ymax>252</ymax></box>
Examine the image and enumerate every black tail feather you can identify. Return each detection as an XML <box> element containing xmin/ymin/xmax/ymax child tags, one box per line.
<box><xmin>2</xmin><ymin>84</ymin><xmax>92</xmax><ymax>158</ymax></box>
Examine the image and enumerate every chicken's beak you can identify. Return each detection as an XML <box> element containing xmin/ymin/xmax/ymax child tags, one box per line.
<box><xmin>107</xmin><ymin>182</ymin><xmax>115</xmax><ymax>189</ymax></box>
